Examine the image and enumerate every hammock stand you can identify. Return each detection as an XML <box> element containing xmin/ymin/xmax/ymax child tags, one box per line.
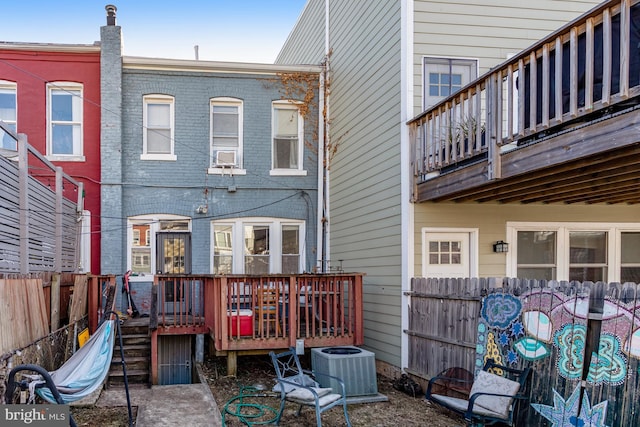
<box><xmin>4</xmin><ymin>311</ymin><xmax>133</xmax><ymax>427</ymax></box>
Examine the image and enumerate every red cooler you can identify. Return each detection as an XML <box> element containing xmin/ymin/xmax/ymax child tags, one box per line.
<box><xmin>227</xmin><ymin>309</ymin><xmax>253</xmax><ymax>337</ymax></box>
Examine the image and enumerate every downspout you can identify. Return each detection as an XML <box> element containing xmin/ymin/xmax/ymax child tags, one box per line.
<box><xmin>322</xmin><ymin>0</ymin><xmax>331</xmax><ymax>272</ymax></box>
<box><xmin>317</xmin><ymin>69</ymin><xmax>326</xmax><ymax>272</ymax></box>
<box><xmin>400</xmin><ymin>0</ymin><xmax>414</xmax><ymax>373</ymax></box>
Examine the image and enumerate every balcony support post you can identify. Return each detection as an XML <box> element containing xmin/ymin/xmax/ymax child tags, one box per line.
<box><xmin>487</xmin><ymin>73</ymin><xmax>501</xmax><ymax>180</ymax></box>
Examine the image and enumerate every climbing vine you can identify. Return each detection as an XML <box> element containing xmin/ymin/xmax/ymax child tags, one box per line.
<box><xmin>267</xmin><ymin>52</ymin><xmax>343</xmax><ymax>170</ymax></box>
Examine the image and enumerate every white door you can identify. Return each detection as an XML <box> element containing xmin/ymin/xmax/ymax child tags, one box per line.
<box><xmin>423</xmin><ymin>59</ymin><xmax>477</xmax><ymax>110</ymax></box>
<box><xmin>423</xmin><ymin>232</ymin><xmax>470</xmax><ymax>278</ymax></box>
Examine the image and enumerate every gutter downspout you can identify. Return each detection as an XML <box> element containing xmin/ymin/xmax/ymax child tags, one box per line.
<box><xmin>400</xmin><ymin>0</ymin><xmax>414</xmax><ymax>373</ymax></box>
<box><xmin>317</xmin><ymin>68</ymin><xmax>326</xmax><ymax>272</ymax></box>
<box><xmin>320</xmin><ymin>0</ymin><xmax>331</xmax><ymax>272</ymax></box>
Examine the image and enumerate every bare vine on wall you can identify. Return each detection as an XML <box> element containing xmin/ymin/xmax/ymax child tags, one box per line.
<box><xmin>267</xmin><ymin>52</ymin><xmax>343</xmax><ymax>170</ymax></box>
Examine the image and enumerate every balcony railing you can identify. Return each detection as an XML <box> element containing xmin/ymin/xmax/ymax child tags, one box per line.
<box><xmin>148</xmin><ymin>274</ymin><xmax>364</xmax><ymax>352</ymax></box>
<box><xmin>409</xmin><ymin>0</ymin><xmax>640</xmax><ymax>183</ymax></box>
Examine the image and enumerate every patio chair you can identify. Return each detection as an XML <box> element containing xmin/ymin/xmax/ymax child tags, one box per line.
<box><xmin>425</xmin><ymin>359</ymin><xmax>530</xmax><ymax>426</ymax></box>
<box><xmin>269</xmin><ymin>347</ymin><xmax>352</xmax><ymax>427</ymax></box>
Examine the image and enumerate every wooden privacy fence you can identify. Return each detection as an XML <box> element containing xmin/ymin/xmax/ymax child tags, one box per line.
<box><xmin>0</xmin><ymin>122</ymin><xmax>83</xmax><ymax>274</ymax></box>
<box><xmin>0</xmin><ymin>274</ymin><xmax>90</xmax><ymax>356</ymax></box>
<box><xmin>407</xmin><ymin>277</ymin><xmax>640</xmax><ymax>427</ymax></box>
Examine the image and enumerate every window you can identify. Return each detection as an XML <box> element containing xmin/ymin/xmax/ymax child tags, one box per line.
<box><xmin>0</xmin><ymin>81</ymin><xmax>17</xmax><ymax>150</ymax></box>
<box><xmin>271</xmin><ymin>101</ymin><xmax>305</xmax><ymax>175</ymax></box>
<box><xmin>282</xmin><ymin>225</ymin><xmax>300</xmax><ymax>274</ymax></box>
<box><xmin>569</xmin><ymin>231</ymin><xmax>607</xmax><ymax>282</ymax></box>
<box><xmin>508</xmin><ymin>223</ymin><xmax>640</xmax><ymax>282</ymax></box>
<box><xmin>423</xmin><ymin>58</ymin><xmax>477</xmax><ymax>110</ymax></box>
<box><xmin>209</xmin><ymin>97</ymin><xmax>244</xmax><ymax>173</ymax></box>
<box><xmin>127</xmin><ymin>215</ymin><xmax>191</xmax><ymax>278</ymax></box>
<box><xmin>429</xmin><ymin>73</ymin><xmax>462</xmax><ymax>97</ymax></box>
<box><xmin>515</xmin><ymin>231</ymin><xmax>557</xmax><ymax>280</ymax></box>
<box><xmin>428</xmin><ymin>240</ymin><xmax>462</xmax><ymax>265</ymax></box>
<box><xmin>142</xmin><ymin>95</ymin><xmax>176</xmax><ymax>161</ymax></box>
<box><xmin>245</xmin><ymin>225</ymin><xmax>270</xmax><ymax>274</ymax></box>
<box><xmin>47</xmin><ymin>82</ymin><xmax>83</xmax><ymax>159</ymax></box>
<box><xmin>621</xmin><ymin>232</ymin><xmax>640</xmax><ymax>283</ymax></box>
<box><xmin>211</xmin><ymin>218</ymin><xmax>304</xmax><ymax>274</ymax></box>
<box><xmin>213</xmin><ymin>225</ymin><xmax>233</xmax><ymax>274</ymax></box>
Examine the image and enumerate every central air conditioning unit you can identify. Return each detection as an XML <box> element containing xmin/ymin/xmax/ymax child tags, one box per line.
<box><xmin>215</xmin><ymin>150</ymin><xmax>236</xmax><ymax>167</ymax></box>
<box><xmin>311</xmin><ymin>346</ymin><xmax>377</xmax><ymax>397</ymax></box>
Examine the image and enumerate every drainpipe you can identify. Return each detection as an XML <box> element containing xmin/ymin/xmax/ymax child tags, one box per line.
<box><xmin>317</xmin><ymin>69</ymin><xmax>326</xmax><ymax>273</ymax></box>
<box><xmin>321</xmin><ymin>0</ymin><xmax>331</xmax><ymax>273</ymax></box>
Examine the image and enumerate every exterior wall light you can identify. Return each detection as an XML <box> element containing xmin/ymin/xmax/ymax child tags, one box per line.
<box><xmin>493</xmin><ymin>240</ymin><xmax>509</xmax><ymax>253</ymax></box>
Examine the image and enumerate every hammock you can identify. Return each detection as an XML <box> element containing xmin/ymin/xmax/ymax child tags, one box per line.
<box><xmin>37</xmin><ymin>319</ymin><xmax>115</xmax><ymax>404</ymax></box>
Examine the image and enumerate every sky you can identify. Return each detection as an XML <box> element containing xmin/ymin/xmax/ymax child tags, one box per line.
<box><xmin>1</xmin><ymin>0</ymin><xmax>308</xmax><ymax>63</ymax></box>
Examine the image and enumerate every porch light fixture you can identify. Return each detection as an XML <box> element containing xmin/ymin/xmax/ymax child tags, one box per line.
<box><xmin>493</xmin><ymin>240</ymin><xmax>509</xmax><ymax>253</ymax></box>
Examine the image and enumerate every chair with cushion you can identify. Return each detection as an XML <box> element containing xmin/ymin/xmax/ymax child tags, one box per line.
<box><xmin>425</xmin><ymin>359</ymin><xmax>530</xmax><ymax>426</ymax></box>
<box><xmin>269</xmin><ymin>347</ymin><xmax>352</xmax><ymax>427</ymax></box>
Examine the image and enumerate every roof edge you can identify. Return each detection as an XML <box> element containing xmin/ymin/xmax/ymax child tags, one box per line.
<box><xmin>123</xmin><ymin>56</ymin><xmax>322</xmax><ymax>74</ymax></box>
<box><xmin>0</xmin><ymin>42</ymin><xmax>100</xmax><ymax>53</ymax></box>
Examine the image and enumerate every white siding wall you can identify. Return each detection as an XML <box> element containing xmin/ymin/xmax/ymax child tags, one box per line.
<box><xmin>413</xmin><ymin>0</ymin><xmax>603</xmax><ymax>115</ymax></box>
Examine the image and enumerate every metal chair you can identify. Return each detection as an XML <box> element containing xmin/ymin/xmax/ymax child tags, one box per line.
<box><xmin>269</xmin><ymin>347</ymin><xmax>352</xmax><ymax>427</ymax></box>
<box><xmin>425</xmin><ymin>359</ymin><xmax>530</xmax><ymax>426</ymax></box>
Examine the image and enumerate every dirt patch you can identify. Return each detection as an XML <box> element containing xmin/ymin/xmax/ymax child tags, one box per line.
<box><xmin>70</xmin><ymin>406</ymin><xmax>136</xmax><ymax>427</ymax></box>
<box><xmin>201</xmin><ymin>354</ymin><xmax>464</xmax><ymax>427</ymax></box>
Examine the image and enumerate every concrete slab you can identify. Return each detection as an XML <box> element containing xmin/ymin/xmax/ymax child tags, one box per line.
<box><xmin>96</xmin><ymin>383</ymin><xmax>222</xmax><ymax>427</ymax></box>
<box><xmin>346</xmin><ymin>393</ymin><xmax>389</xmax><ymax>405</ymax></box>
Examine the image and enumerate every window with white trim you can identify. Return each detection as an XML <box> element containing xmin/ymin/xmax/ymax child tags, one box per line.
<box><xmin>271</xmin><ymin>101</ymin><xmax>305</xmax><ymax>175</ymax></box>
<box><xmin>0</xmin><ymin>80</ymin><xmax>17</xmax><ymax>150</ymax></box>
<box><xmin>211</xmin><ymin>218</ymin><xmax>305</xmax><ymax>274</ymax></box>
<box><xmin>127</xmin><ymin>215</ymin><xmax>191</xmax><ymax>278</ymax></box>
<box><xmin>282</xmin><ymin>225</ymin><xmax>300</xmax><ymax>274</ymax></box>
<box><xmin>142</xmin><ymin>95</ymin><xmax>176</xmax><ymax>161</ymax></box>
<box><xmin>423</xmin><ymin>58</ymin><xmax>477</xmax><ymax>110</ymax></box>
<box><xmin>210</xmin><ymin>97</ymin><xmax>243</xmax><ymax>171</ymax></box>
<box><xmin>47</xmin><ymin>82</ymin><xmax>83</xmax><ymax>158</ymax></box>
<box><xmin>508</xmin><ymin>223</ymin><xmax>640</xmax><ymax>283</ymax></box>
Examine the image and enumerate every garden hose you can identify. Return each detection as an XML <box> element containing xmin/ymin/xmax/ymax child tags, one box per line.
<box><xmin>222</xmin><ymin>385</ymin><xmax>279</xmax><ymax>426</ymax></box>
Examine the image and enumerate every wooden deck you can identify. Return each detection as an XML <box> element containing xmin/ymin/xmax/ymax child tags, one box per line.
<box><xmin>89</xmin><ymin>274</ymin><xmax>364</xmax><ymax>378</ymax></box>
<box><xmin>409</xmin><ymin>0</ymin><xmax>640</xmax><ymax>204</ymax></box>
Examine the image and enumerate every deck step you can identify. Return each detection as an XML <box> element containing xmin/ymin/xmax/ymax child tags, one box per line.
<box><xmin>109</xmin><ymin>318</ymin><xmax>151</xmax><ymax>387</ymax></box>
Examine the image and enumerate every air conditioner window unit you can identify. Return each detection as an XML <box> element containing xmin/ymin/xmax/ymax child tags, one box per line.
<box><xmin>216</xmin><ymin>150</ymin><xmax>236</xmax><ymax>166</ymax></box>
<box><xmin>311</xmin><ymin>346</ymin><xmax>378</xmax><ymax>397</ymax></box>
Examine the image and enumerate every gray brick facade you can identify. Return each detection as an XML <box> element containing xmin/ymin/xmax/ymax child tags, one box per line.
<box><xmin>100</xmin><ymin>22</ymin><xmax>321</xmax><ymax>279</ymax></box>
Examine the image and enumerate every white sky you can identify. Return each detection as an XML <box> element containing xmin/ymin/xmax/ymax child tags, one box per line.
<box><xmin>1</xmin><ymin>1</ymin><xmax>308</xmax><ymax>63</ymax></box>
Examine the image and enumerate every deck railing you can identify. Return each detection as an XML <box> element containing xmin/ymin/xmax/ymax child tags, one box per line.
<box><xmin>409</xmin><ymin>0</ymin><xmax>640</xmax><ymax>182</ymax></box>
<box><xmin>150</xmin><ymin>274</ymin><xmax>364</xmax><ymax>352</ymax></box>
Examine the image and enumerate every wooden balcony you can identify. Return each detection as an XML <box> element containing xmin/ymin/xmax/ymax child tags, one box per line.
<box><xmin>409</xmin><ymin>0</ymin><xmax>640</xmax><ymax>204</ymax></box>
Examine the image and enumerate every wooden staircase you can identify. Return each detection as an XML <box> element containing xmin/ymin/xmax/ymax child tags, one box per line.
<box><xmin>108</xmin><ymin>317</ymin><xmax>151</xmax><ymax>387</ymax></box>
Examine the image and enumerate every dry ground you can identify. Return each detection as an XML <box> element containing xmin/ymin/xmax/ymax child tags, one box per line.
<box><xmin>70</xmin><ymin>354</ymin><xmax>464</xmax><ymax>426</ymax></box>
<box><xmin>202</xmin><ymin>354</ymin><xmax>464</xmax><ymax>427</ymax></box>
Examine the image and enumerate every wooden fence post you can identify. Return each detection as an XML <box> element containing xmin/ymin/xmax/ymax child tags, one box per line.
<box><xmin>51</xmin><ymin>273</ymin><xmax>60</xmax><ymax>330</ymax></box>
